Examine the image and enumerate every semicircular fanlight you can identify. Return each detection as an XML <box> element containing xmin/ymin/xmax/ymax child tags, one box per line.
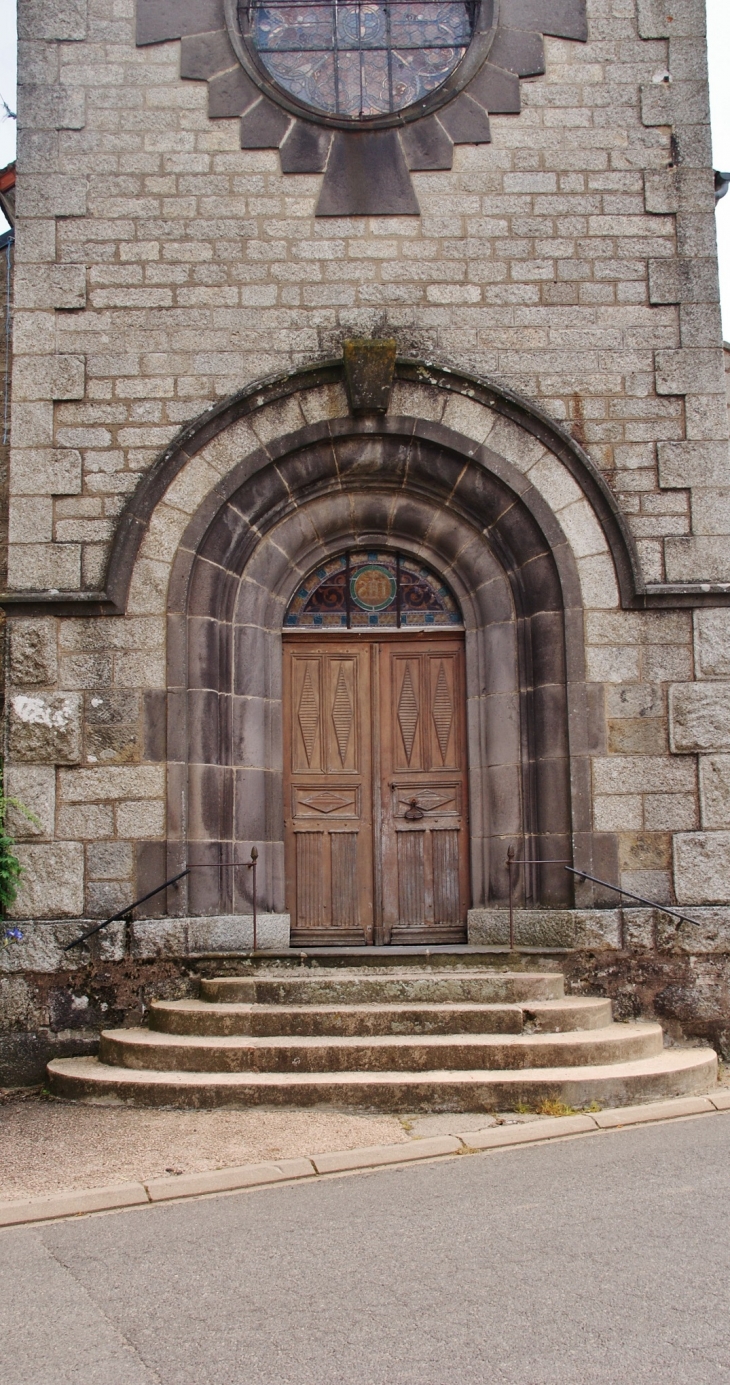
<box><xmin>284</xmin><ymin>550</ymin><xmax>463</xmax><ymax>628</ymax></box>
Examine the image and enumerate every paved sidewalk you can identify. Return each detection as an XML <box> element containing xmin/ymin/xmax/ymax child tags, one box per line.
<box><xmin>0</xmin><ymin>1091</ymin><xmax>407</xmax><ymax>1200</ymax></box>
<box><xmin>0</xmin><ymin>1088</ymin><xmax>571</xmax><ymax>1203</ymax></box>
<box><xmin>2</xmin><ymin>1087</ymin><xmax>728</xmax><ymax>1226</ymax></box>
<box><xmin>3</xmin><ymin>1114</ymin><xmax>730</xmax><ymax>1384</ymax></box>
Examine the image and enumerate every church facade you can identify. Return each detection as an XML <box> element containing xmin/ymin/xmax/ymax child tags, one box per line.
<box><xmin>4</xmin><ymin>0</ymin><xmax>730</xmax><ymax>972</ymax></box>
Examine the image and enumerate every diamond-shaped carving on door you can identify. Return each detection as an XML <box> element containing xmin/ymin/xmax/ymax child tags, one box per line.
<box><xmin>432</xmin><ymin>661</ymin><xmax>453</xmax><ymax>764</ymax></box>
<box><xmin>331</xmin><ymin>663</ymin><xmax>354</xmax><ymax>766</ymax></box>
<box><xmin>397</xmin><ymin>663</ymin><xmax>419</xmax><ymax>765</ymax></box>
<box><xmin>298</xmin><ymin>791</ymin><xmax>355</xmax><ymax>814</ymax></box>
<box><xmin>285</xmin><ymin>634</ymin><xmax>467</xmax><ymax>945</ymax></box>
<box><xmin>397</xmin><ymin>788</ymin><xmax>457</xmax><ymax>815</ymax></box>
<box><xmin>285</xmin><ymin>639</ymin><xmax>374</xmax><ymax>945</ymax></box>
<box><xmin>297</xmin><ymin>665</ymin><xmax>319</xmax><ymax>767</ymax></box>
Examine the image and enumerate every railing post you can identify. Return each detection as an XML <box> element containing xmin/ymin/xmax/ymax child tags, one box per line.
<box><xmin>507</xmin><ymin>844</ymin><xmax>515</xmax><ymax>951</ymax></box>
<box><xmin>247</xmin><ymin>846</ymin><xmax>258</xmax><ymax>952</ymax></box>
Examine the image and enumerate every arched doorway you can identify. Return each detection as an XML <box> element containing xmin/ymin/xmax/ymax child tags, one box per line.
<box><xmin>282</xmin><ymin>551</ymin><xmax>469</xmax><ymax>945</ymax></box>
<box><xmin>162</xmin><ymin>409</ymin><xmax>594</xmax><ymax>929</ymax></box>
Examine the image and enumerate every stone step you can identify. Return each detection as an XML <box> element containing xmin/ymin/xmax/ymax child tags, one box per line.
<box><xmin>149</xmin><ymin>995</ymin><xmax>612</xmax><ymax>1038</ymax></box>
<box><xmin>523</xmin><ymin>998</ymin><xmax>614</xmax><ymax>1032</ymax></box>
<box><xmin>46</xmin><ymin>1048</ymin><xmax>718</xmax><ymax>1112</ymax></box>
<box><xmin>98</xmin><ymin>1023</ymin><xmax>664</xmax><ymax>1074</ymax></box>
<box><xmin>227</xmin><ymin>947</ymin><xmax>560</xmax><ymax>971</ymax></box>
<box><xmin>199</xmin><ymin>970</ymin><xmax>565</xmax><ymax>1006</ymax></box>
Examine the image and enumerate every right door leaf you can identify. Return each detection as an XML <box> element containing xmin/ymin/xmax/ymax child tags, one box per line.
<box><xmin>382</xmin><ymin>642</ymin><xmax>468</xmax><ymax>942</ymax></box>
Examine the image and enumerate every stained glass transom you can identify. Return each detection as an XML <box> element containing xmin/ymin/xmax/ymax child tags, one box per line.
<box><xmin>245</xmin><ymin>0</ymin><xmax>476</xmax><ymax>119</ymax></box>
<box><xmin>284</xmin><ymin>551</ymin><xmax>463</xmax><ymax>628</ymax></box>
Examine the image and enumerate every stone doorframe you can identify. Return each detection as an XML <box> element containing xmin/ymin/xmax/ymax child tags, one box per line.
<box><xmin>161</xmin><ymin>405</ymin><xmax>599</xmax><ymax>920</ymax></box>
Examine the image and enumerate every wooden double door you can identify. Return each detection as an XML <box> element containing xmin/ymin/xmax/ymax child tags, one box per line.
<box><xmin>283</xmin><ymin>633</ymin><xmax>469</xmax><ymax>945</ymax></box>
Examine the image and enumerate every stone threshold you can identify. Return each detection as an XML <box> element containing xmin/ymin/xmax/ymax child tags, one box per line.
<box><xmin>2</xmin><ymin>1091</ymin><xmax>729</xmax><ymax>1230</ymax></box>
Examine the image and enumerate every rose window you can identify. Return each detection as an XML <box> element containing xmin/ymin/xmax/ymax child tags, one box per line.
<box><xmin>136</xmin><ymin>0</ymin><xmax>587</xmax><ymax>215</ymax></box>
<box><xmin>248</xmin><ymin>1</ymin><xmax>476</xmax><ymax>120</ymax></box>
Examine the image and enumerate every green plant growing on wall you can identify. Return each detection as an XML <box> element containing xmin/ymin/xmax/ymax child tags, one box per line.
<box><xmin>0</xmin><ymin>768</ymin><xmax>40</xmax><ymax>940</ymax></box>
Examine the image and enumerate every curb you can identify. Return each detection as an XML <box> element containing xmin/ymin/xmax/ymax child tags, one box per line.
<box><xmin>2</xmin><ymin>1092</ymin><xmax>729</xmax><ymax>1228</ymax></box>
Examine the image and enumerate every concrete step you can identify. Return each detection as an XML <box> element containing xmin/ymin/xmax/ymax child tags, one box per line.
<box><xmin>98</xmin><ymin>1023</ymin><xmax>664</xmax><ymax>1074</ymax></box>
<box><xmin>150</xmin><ymin>999</ymin><xmax>523</xmax><ymax>1037</ymax></box>
<box><xmin>200</xmin><ymin>970</ymin><xmax>565</xmax><ymax>1006</ymax></box>
<box><xmin>149</xmin><ymin>995</ymin><xmax>611</xmax><ymax>1039</ymax></box>
<box><xmin>46</xmin><ymin>1047</ymin><xmax>718</xmax><ymax>1112</ymax></box>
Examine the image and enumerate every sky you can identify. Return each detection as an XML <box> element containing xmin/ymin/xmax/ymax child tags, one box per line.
<box><xmin>0</xmin><ymin>0</ymin><xmax>729</xmax><ymax>331</ymax></box>
<box><xmin>0</xmin><ymin>0</ymin><xmax>15</xmax><ymax>187</ymax></box>
<box><xmin>707</xmin><ymin>0</ymin><xmax>730</xmax><ymax>337</ymax></box>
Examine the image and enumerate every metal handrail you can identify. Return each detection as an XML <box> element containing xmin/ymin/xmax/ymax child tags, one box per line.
<box><xmin>53</xmin><ymin>848</ymin><xmax>703</xmax><ymax>955</ymax></box>
<box><xmin>565</xmin><ymin>866</ymin><xmax>701</xmax><ymax>928</ymax></box>
<box><xmin>503</xmin><ymin>849</ymin><xmax>703</xmax><ymax>950</ymax></box>
<box><xmin>64</xmin><ymin>848</ymin><xmax>260</xmax><ymax>951</ymax></box>
<box><xmin>64</xmin><ymin>869</ymin><xmax>191</xmax><ymax>950</ymax></box>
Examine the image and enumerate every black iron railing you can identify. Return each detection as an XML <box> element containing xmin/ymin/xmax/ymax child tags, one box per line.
<box><xmin>64</xmin><ymin>868</ymin><xmax>191</xmax><ymax>950</ymax></box>
<box><xmin>64</xmin><ymin>847</ymin><xmax>260</xmax><ymax>952</ymax></box>
<box><xmin>565</xmin><ymin>866</ymin><xmax>700</xmax><ymax>927</ymax></box>
<box><xmin>12</xmin><ymin>843</ymin><xmax>703</xmax><ymax>956</ymax></box>
<box><xmin>503</xmin><ymin>846</ymin><xmax>701</xmax><ymax>950</ymax></box>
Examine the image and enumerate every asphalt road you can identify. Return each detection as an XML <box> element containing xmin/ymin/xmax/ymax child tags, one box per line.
<box><xmin>2</xmin><ymin>1115</ymin><xmax>729</xmax><ymax>1385</ymax></box>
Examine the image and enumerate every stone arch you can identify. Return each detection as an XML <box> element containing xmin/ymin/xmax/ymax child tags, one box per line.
<box><xmin>104</xmin><ymin>355</ymin><xmax>644</xmax><ymax>618</ymax></box>
<box><xmin>160</xmin><ymin>415</ymin><xmax>598</xmax><ymax>921</ymax></box>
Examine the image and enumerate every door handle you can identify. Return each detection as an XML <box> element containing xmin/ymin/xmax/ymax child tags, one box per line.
<box><xmin>404</xmin><ymin>798</ymin><xmax>425</xmax><ymax>821</ymax></box>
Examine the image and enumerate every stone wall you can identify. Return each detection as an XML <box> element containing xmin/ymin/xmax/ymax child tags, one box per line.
<box><xmin>0</xmin><ymin>910</ymin><xmax>288</xmax><ymax>1085</ymax></box>
<box><xmin>5</xmin><ymin>362</ymin><xmax>730</xmax><ymax>926</ymax></box>
<box><xmin>9</xmin><ymin>0</ymin><xmax>727</xmax><ymax>594</ymax></box>
<box><xmin>0</xmin><ymin>221</ymin><xmax>12</xmax><ymax>699</ymax></box>
<box><xmin>4</xmin><ymin>0</ymin><xmax>730</xmax><ymax>947</ymax></box>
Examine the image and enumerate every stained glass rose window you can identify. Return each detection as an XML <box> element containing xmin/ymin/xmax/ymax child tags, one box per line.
<box><xmin>245</xmin><ymin>0</ymin><xmax>477</xmax><ymax>119</ymax></box>
<box><xmin>138</xmin><ymin>0</ymin><xmax>587</xmax><ymax>215</ymax></box>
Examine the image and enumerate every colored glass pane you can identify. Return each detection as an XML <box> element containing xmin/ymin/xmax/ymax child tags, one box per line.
<box><xmin>350</xmin><ymin>563</ymin><xmax>397</xmax><ymax>610</ymax></box>
<box><xmin>247</xmin><ymin>0</ymin><xmax>475</xmax><ymax>118</ymax></box>
<box><xmin>284</xmin><ymin>554</ymin><xmax>349</xmax><ymax>628</ymax></box>
<box><xmin>284</xmin><ymin>551</ymin><xmax>462</xmax><ymax>627</ymax></box>
<box><xmin>349</xmin><ymin>552</ymin><xmax>398</xmax><ymax>626</ymax></box>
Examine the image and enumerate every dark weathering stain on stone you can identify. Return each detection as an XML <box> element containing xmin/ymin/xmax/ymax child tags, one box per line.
<box><xmin>342</xmin><ymin>338</ymin><xmax>398</xmax><ymax>413</ymax></box>
<box><xmin>316</xmin><ymin>131</ymin><xmax>420</xmax><ymax>217</ymax></box>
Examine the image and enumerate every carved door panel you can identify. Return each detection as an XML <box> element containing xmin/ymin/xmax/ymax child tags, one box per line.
<box><xmin>284</xmin><ymin>634</ymin><xmax>468</xmax><ymax>944</ymax></box>
<box><xmin>284</xmin><ymin>640</ymin><xmax>374</xmax><ymax>945</ymax></box>
<box><xmin>379</xmin><ymin>641</ymin><xmax>469</xmax><ymax>944</ymax></box>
